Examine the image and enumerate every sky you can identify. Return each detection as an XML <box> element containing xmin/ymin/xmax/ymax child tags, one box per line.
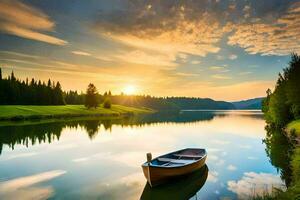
<box><xmin>0</xmin><ymin>0</ymin><xmax>299</xmax><ymax>101</ymax></box>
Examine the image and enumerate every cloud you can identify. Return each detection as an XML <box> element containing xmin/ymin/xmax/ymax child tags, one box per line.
<box><xmin>93</xmin><ymin>1</ymin><xmax>300</xmax><ymax>57</ymax></box>
<box><xmin>239</xmin><ymin>71</ymin><xmax>253</xmax><ymax>75</ymax></box>
<box><xmin>211</xmin><ymin>74</ymin><xmax>232</xmax><ymax>80</ymax></box>
<box><xmin>0</xmin><ymin>0</ymin><xmax>67</xmax><ymax>45</ymax></box>
<box><xmin>93</xmin><ymin>1</ymin><xmax>232</xmax><ymax>66</ymax></box>
<box><xmin>228</xmin><ymin>2</ymin><xmax>300</xmax><ymax>55</ymax></box>
<box><xmin>191</xmin><ymin>60</ymin><xmax>201</xmax><ymax>65</ymax></box>
<box><xmin>227</xmin><ymin>172</ymin><xmax>286</xmax><ymax>199</ymax></box>
<box><xmin>229</xmin><ymin>54</ymin><xmax>238</xmax><ymax>60</ymax></box>
<box><xmin>210</xmin><ymin>66</ymin><xmax>225</xmax><ymax>70</ymax></box>
<box><xmin>72</xmin><ymin>51</ymin><xmax>91</xmax><ymax>56</ymax></box>
<box><xmin>175</xmin><ymin>72</ymin><xmax>198</xmax><ymax>77</ymax></box>
<box><xmin>114</xmin><ymin>50</ymin><xmax>177</xmax><ymax>68</ymax></box>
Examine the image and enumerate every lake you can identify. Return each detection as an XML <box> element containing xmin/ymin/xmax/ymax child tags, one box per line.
<box><xmin>0</xmin><ymin>110</ymin><xmax>287</xmax><ymax>200</ymax></box>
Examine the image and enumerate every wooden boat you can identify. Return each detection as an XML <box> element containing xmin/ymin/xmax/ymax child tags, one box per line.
<box><xmin>141</xmin><ymin>148</ymin><xmax>207</xmax><ymax>187</ymax></box>
<box><xmin>140</xmin><ymin>164</ymin><xmax>208</xmax><ymax>200</ymax></box>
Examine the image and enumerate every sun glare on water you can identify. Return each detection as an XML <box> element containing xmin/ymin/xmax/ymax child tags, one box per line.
<box><xmin>123</xmin><ymin>85</ymin><xmax>137</xmax><ymax>95</ymax></box>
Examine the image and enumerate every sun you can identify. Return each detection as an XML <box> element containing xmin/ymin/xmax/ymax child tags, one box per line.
<box><xmin>123</xmin><ymin>85</ymin><xmax>136</xmax><ymax>95</ymax></box>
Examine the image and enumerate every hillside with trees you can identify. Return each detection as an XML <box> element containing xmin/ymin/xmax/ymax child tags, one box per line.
<box><xmin>262</xmin><ymin>53</ymin><xmax>300</xmax><ymax>127</ymax></box>
<box><xmin>261</xmin><ymin>53</ymin><xmax>300</xmax><ymax>199</ymax></box>
<box><xmin>232</xmin><ymin>97</ymin><xmax>264</xmax><ymax>110</ymax></box>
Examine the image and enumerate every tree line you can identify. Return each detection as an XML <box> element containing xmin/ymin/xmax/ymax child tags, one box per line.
<box><xmin>0</xmin><ymin>67</ymin><xmax>237</xmax><ymax>110</ymax></box>
<box><xmin>0</xmin><ymin>69</ymin><xmax>65</xmax><ymax>105</ymax></box>
<box><xmin>0</xmin><ymin>68</ymin><xmax>112</xmax><ymax>108</ymax></box>
<box><xmin>262</xmin><ymin>53</ymin><xmax>300</xmax><ymax>126</ymax></box>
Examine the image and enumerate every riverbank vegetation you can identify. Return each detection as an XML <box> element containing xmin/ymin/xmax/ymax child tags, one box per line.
<box><xmin>0</xmin><ymin>105</ymin><xmax>152</xmax><ymax>121</ymax></box>
<box><xmin>261</xmin><ymin>54</ymin><xmax>300</xmax><ymax>199</ymax></box>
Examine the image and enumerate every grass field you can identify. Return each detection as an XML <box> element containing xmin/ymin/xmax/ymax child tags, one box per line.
<box><xmin>287</xmin><ymin>119</ymin><xmax>300</xmax><ymax>136</ymax></box>
<box><xmin>0</xmin><ymin>105</ymin><xmax>153</xmax><ymax>121</ymax></box>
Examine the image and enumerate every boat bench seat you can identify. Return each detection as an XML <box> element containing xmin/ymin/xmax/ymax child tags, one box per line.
<box><xmin>173</xmin><ymin>154</ymin><xmax>203</xmax><ymax>158</ymax></box>
<box><xmin>158</xmin><ymin>158</ymin><xmax>194</xmax><ymax>164</ymax></box>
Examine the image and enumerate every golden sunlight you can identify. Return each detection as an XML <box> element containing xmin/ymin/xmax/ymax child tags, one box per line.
<box><xmin>123</xmin><ymin>85</ymin><xmax>137</xmax><ymax>95</ymax></box>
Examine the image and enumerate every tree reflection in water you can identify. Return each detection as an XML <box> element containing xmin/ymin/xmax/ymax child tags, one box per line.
<box><xmin>263</xmin><ymin>125</ymin><xmax>296</xmax><ymax>187</ymax></box>
<box><xmin>0</xmin><ymin>111</ymin><xmax>219</xmax><ymax>155</ymax></box>
<box><xmin>0</xmin><ymin>110</ymin><xmax>259</xmax><ymax>156</ymax></box>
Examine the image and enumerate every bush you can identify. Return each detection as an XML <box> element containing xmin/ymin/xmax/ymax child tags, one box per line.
<box><xmin>103</xmin><ymin>98</ymin><xmax>111</xmax><ymax>109</ymax></box>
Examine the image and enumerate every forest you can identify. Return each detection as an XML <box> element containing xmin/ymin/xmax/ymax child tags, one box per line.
<box><xmin>0</xmin><ymin>69</ymin><xmax>65</xmax><ymax>105</ymax></box>
<box><xmin>262</xmin><ymin>53</ymin><xmax>300</xmax><ymax>127</ymax></box>
<box><xmin>0</xmin><ymin>68</ymin><xmax>236</xmax><ymax>110</ymax></box>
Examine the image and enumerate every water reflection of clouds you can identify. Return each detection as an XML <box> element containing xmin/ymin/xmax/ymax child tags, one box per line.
<box><xmin>72</xmin><ymin>152</ymin><xmax>111</xmax><ymax>163</ymax></box>
<box><xmin>0</xmin><ymin>152</ymin><xmax>39</xmax><ymax>161</ymax></box>
<box><xmin>247</xmin><ymin>156</ymin><xmax>258</xmax><ymax>160</ymax></box>
<box><xmin>238</xmin><ymin>144</ymin><xmax>252</xmax><ymax>149</ymax></box>
<box><xmin>212</xmin><ymin>140</ymin><xmax>231</xmax><ymax>145</ymax></box>
<box><xmin>215</xmin><ymin>159</ymin><xmax>225</xmax><ymax>166</ymax></box>
<box><xmin>227</xmin><ymin>165</ymin><xmax>237</xmax><ymax>171</ymax></box>
<box><xmin>227</xmin><ymin>172</ymin><xmax>286</xmax><ymax>199</ymax></box>
<box><xmin>207</xmin><ymin>171</ymin><xmax>219</xmax><ymax>183</ymax></box>
<box><xmin>0</xmin><ymin>110</ymin><xmax>282</xmax><ymax>199</ymax></box>
<box><xmin>79</xmin><ymin>172</ymin><xmax>144</xmax><ymax>200</ymax></box>
<box><xmin>0</xmin><ymin>170</ymin><xmax>66</xmax><ymax>200</ymax></box>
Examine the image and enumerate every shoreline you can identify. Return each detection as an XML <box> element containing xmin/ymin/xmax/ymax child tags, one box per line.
<box><xmin>0</xmin><ymin>105</ymin><xmax>154</xmax><ymax>122</ymax></box>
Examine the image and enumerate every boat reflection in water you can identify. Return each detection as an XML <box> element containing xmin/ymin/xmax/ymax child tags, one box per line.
<box><xmin>140</xmin><ymin>164</ymin><xmax>208</xmax><ymax>200</ymax></box>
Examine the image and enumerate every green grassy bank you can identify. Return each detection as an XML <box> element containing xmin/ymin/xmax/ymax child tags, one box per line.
<box><xmin>253</xmin><ymin>121</ymin><xmax>300</xmax><ymax>200</ymax></box>
<box><xmin>0</xmin><ymin>105</ymin><xmax>153</xmax><ymax>121</ymax></box>
<box><xmin>287</xmin><ymin>119</ymin><xmax>300</xmax><ymax>136</ymax></box>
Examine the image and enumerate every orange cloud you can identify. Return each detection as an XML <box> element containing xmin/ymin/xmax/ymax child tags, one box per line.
<box><xmin>0</xmin><ymin>0</ymin><xmax>67</xmax><ymax>45</ymax></box>
<box><xmin>228</xmin><ymin>2</ymin><xmax>300</xmax><ymax>55</ymax></box>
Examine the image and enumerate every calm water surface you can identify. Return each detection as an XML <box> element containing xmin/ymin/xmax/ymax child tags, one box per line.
<box><xmin>0</xmin><ymin>110</ymin><xmax>286</xmax><ymax>200</ymax></box>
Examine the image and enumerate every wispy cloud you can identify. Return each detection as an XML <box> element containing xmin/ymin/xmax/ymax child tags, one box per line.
<box><xmin>71</xmin><ymin>51</ymin><xmax>91</xmax><ymax>56</ymax></box>
<box><xmin>0</xmin><ymin>0</ymin><xmax>67</xmax><ymax>45</ymax></box>
<box><xmin>209</xmin><ymin>66</ymin><xmax>225</xmax><ymax>70</ymax></box>
<box><xmin>211</xmin><ymin>74</ymin><xmax>232</xmax><ymax>80</ymax></box>
<box><xmin>239</xmin><ymin>71</ymin><xmax>253</xmax><ymax>75</ymax></box>
<box><xmin>229</xmin><ymin>54</ymin><xmax>238</xmax><ymax>60</ymax></box>
<box><xmin>114</xmin><ymin>50</ymin><xmax>177</xmax><ymax>68</ymax></box>
<box><xmin>190</xmin><ymin>60</ymin><xmax>201</xmax><ymax>65</ymax></box>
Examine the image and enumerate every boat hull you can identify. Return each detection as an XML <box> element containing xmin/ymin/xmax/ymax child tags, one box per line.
<box><xmin>142</xmin><ymin>155</ymin><xmax>206</xmax><ymax>186</ymax></box>
<box><xmin>140</xmin><ymin>165</ymin><xmax>208</xmax><ymax>200</ymax></box>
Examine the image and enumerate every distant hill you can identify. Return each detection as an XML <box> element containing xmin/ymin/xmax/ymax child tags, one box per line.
<box><xmin>111</xmin><ymin>96</ymin><xmax>235</xmax><ymax>111</ymax></box>
<box><xmin>231</xmin><ymin>97</ymin><xmax>264</xmax><ymax>110</ymax></box>
<box><xmin>166</xmin><ymin>97</ymin><xmax>235</xmax><ymax>110</ymax></box>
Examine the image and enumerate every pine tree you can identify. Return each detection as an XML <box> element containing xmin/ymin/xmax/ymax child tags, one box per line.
<box><xmin>85</xmin><ymin>83</ymin><xmax>99</xmax><ymax>109</ymax></box>
<box><xmin>10</xmin><ymin>71</ymin><xmax>16</xmax><ymax>81</ymax></box>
